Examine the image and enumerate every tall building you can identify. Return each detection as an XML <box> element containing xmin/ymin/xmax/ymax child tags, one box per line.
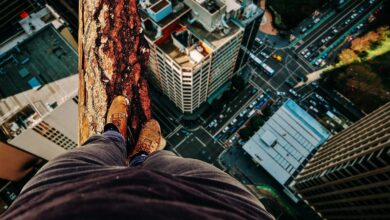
<box><xmin>0</xmin><ymin>0</ymin><xmax>45</xmax><ymax>43</ymax></box>
<box><xmin>292</xmin><ymin>102</ymin><xmax>390</xmax><ymax>219</ymax></box>
<box><xmin>232</xmin><ymin>4</ymin><xmax>263</xmax><ymax>72</ymax></box>
<box><xmin>0</xmin><ymin>7</ymin><xmax>79</xmax><ymax>161</ymax></box>
<box><xmin>45</xmin><ymin>0</ymin><xmax>79</xmax><ymax>38</ymax></box>
<box><xmin>140</xmin><ymin>0</ymin><xmax>261</xmax><ymax>113</ymax></box>
<box><xmin>243</xmin><ymin>99</ymin><xmax>330</xmax><ymax>199</ymax></box>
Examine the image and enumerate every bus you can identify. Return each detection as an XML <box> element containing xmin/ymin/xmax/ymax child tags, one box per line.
<box><xmin>249</xmin><ymin>53</ymin><xmax>275</xmax><ymax>76</ymax></box>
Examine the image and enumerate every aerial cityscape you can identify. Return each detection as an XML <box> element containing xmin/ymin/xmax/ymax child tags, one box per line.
<box><xmin>0</xmin><ymin>0</ymin><xmax>389</xmax><ymax>219</ymax></box>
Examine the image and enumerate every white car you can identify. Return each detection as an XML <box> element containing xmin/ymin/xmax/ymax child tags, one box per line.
<box><xmin>228</xmin><ymin>136</ymin><xmax>238</xmax><ymax>144</ymax></box>
<box><xmin>230</xmin><ymin>118</ymin><xmax>237</xmax><ymax>126</ymax></box>
<box><xmin>304</xmin><ymin>51</ymin><xmax>311</xmax><ymax>58</ymax></box>
<box><xmin>249</xmin><ymin>101</ymin><xmax>257</xmax><ymax>108</ymax></box>
<box><xmin>309</xmin><ymin>106</ymin><xmax>319</xmax><ymax>113</ymax></box>
<box><xmin>313</xmin><ymin>17</ymin><xmax>320</xmax><ymax>24</ymax></box>
<box><xmin>260</xmin><ymin>51</ymin><xmax>269</xmax><ymax>58</ymax></box>
<box><xmin>314</xmin><ymin>58</ymin><xmax>323</xmax><ymax>66</ymax></box>
<box><xmin>289</xmin><ymin>89</ymin><xmax>298</xmax><ymax>97</ymax></box>
<box><xmin>276</xmin><ymin>91</ymin><xmax>286</xmax><ymax>96</ymax></box>
<box><xmin>239</xmin><ymin>109</ymin><xmax>248</xmax><ymax>117</ymax></box>
<box><xmin>222</xmin><ymin>126</ymin><xmax>230</xmax><ymax>133</ymax></box>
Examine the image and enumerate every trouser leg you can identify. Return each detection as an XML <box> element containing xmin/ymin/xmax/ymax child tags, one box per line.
<box><xmin>20</xmin><ymin>130</ymin><xmax>127</xmax><ymax>196</ymax></box>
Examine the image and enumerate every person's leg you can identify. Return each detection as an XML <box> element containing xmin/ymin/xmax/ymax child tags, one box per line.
<box><xmin>20</xmin><ymin>126</ymin><xmax>128</xmax><ymax>197</ymax></box>
<box><xmin>20</xmin><ymin>96</ymin><xmax>131</xmax><ymax>197</ymax></box>
<box><xmin>142</xmin><ymin>150</ymin><xmax>268</xmax><ymax>210</ymax></box>
<box><xmin>142</xmin><ymin>150</ymin><xmax>244</xmax><ymax>188</ymax></box>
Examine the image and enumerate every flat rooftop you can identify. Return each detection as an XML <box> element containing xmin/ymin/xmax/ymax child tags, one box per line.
<box><xmin>160</xmin><ymin>38</ymin><xmax>207</xmax><ymax>69</ymax></box>
<box><xmin>140</xmin><ymin>2</ymin><xmax>190</xmax><ymax>30</ymax></box>
<box><xmin>243</xmin><ymin>99</ymin><xmax>330</xmax><ymax>186</ymax></box>
<box><xmin>184</xmin><ymin>18</ymin><xmax>241</xmax><ymax>50</ymax></box>
<box><xmin>0</xmin><ymin>25</ymin><xmax>77</xmax><ymax>99</ymax></box>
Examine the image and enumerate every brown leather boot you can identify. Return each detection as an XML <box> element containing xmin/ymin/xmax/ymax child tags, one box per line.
<box><xmin>130</xmin><ymin>119</ymin><xmax>166</xmax><ymax>157</ymax></box>
<box><xmin>106</xmin><ymin>96</ymin><xmax>129</xmax><ymax>140</ymax></box>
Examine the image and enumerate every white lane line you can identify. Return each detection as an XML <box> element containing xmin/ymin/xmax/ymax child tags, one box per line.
<box><xmin>195</xmin><ymin>136</ymin><xmax>206</xmax><ymax>147</ymax></box>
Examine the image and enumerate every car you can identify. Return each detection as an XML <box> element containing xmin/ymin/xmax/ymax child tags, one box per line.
<box><xmin>332</xmin><ymin>27</ymin><xmax>338</xmax><ymax>34</ymax></box>
<box><xmin>228</xmin><ymin>136</ymin><xmax>238</xmax><ymax>144</ymax></box>
<box><xmin>208</xmin><ymin>119</ymin><xmax>217</xmax><ymax>128</ymax></box>
<box><xmin>239</xmin><ymin>109</ymin><xmax>248</xmax><ymax>117</ymax></box>
<box><xmin>260</xmin><ymin>51</ymin><xmax>269</xmax><ymax>58</ymax></box>
<box><xmin>285</xmin><ymin>79</ymin><xmax>295</xmax><ymax>88</ymax></box>
<box><xmin>313</xmin><ymin>17</ymin><xmax>320</xmax><ymax>24</ymax></box>
<box><xmin>301</xmin><ymin>48</ymin><xmax>308</xmax><ymax>55</ymax></box>
<box><xmin>309</xmin><ymin>99</ymin><xmax>317</xmax><ymax>106</ymax></box>
<box><xmin>255</xmin><ymin>38</ymin><xmax>263</xmax><ymax>44</ymax></box>
<box><xmin>309</xmin><ymin>106</ymin><xmax>319</xmax><ymax>113</ymax></box>
<box><xmin>222</xmin><ymin>126</ymin><xmax>230</xmax><ymax>133</ymax></box>
<box><xmin>272</xmin><ymin>54</ymin><xmax>282</xmax><ymax>62</ymax></box>
<box><xmin>219</xmin><ymin>114</ymin><xmax>224</xmax><ymax>119</ymax></box>
<box><xmin>351</xmin><ymin>13</ymin><xmax>358</xmax><ymax>19</ymax></box>
<box><xmin>276</xmin><ymin>91</ymin><xmax>286</xmax><ymax>96</ymax></box>
<box><xmin>247</xmin><ymin>109</ymin><xmax>256</xmax><ymax>118</ymax></box>
<box><xmin>295</xmin><ymin>75</ymin><xmax>307</xmax><ymax>82</ymax></box>
<box><xmin>289</xmin><ymin>89</ymin><xmax>299</xmax><ymax>97</ymax></box>
<box><xmin>230</xmin><ymin>118</ymin><xmax>238</xmax><ymax>126</ymax></box>
<box><xmin>249</xmin><ymin>101</ymin><xmax>257</xmax><ymax>108</ymax></box>
<box><xmin>257</xmin><ymin>94</ymin><xmax>264</xmax><ymax>101</ymax></box>
<box><xmin>315</xmin><ymin>93</ymin><xmax>325</xmax><ymax>102</ymax></box>
<box><xmin>304</xmin><ymin>51</ymin><xmax>311</xmax><ymax>58</ymax></box>
<box><xmin>314</xmin><ymin>58</ymin><xmax>323</xmax><ymax>66</ymax></box>
<box><xmin>300</xmin><ymin>27</ymin><xmax>308</xmax><ymax>34</ymax></box>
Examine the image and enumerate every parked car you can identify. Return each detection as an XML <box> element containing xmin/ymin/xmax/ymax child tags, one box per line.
<box><xmin>289</xmin><ymin>89</ymin><xmax>299</xmax><ymax>97</ymax></box>
<box><xmin>230</xmin><ymin>118</ymin><xmax>238</xmax><ymax>126</ymax></box>
<box><xmin>249</xmin><ymin>101</ymin><xmax>257</xmax><ymax>109</ymax></box>
<box><xmin>228</xmin><ymin>136</ymin><xmax>238</xmax><ymax>144</ymax></box>
<box><xmin>222</xmin><ymin>126</ymin><xmax>230</xmax><ymax>133</ymax></box>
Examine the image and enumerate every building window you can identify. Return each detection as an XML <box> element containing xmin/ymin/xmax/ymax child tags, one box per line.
<box><xmin>33</xmin><ymin>121</ymin><xmax>77</xmax><ymax>150</ymax></box>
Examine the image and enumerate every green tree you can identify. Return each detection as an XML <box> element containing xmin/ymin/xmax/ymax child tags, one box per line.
<box><xmin>370</xmin><ymin>41</ymin><xmax>382</xmax><ymax>50</ymax></box>
<box><xmin>250</xmin><ymin>115</ymin><xmax>265</xmax><ymax>130</ymax></box>
<box><xmin>232</xmin><ymin>75</ymin><xmax>245</xmax><ymax>91</ymax></box>
<box><xmin>262</xmin><ymin>106</ymin><xmax>272</xmax><ymax>118</ymax></box>
<box><xmin>238</xmin><ymin>127</ymin><xmax>254</xmax><ymax>141</ymax></box>
<box><xmin>358</xmin><ymin>51</ymin><xmax>368</xmax><ymax>59</ymax></box>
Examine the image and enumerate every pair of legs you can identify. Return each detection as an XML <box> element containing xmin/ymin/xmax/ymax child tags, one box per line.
<box><xmin>20</xmin><ymin>129</ymin><xmax>246</xmax><ymax>199</ymax></box>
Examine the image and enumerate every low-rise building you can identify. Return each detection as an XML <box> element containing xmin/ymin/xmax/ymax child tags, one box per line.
<box><xmin>243</xmin><ymin>99</ymin><xmax>330</xmax><ymax>198</ymax></box>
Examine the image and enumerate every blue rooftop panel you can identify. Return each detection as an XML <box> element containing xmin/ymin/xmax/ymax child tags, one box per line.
<box><xmin>283</xmin><ymin>99</ymin><xmax>330</xmax><ymax>143</ymax></box>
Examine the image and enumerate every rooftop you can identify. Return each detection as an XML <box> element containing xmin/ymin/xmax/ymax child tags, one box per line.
<box><xmin>0</xmin><ymin>24</ymin><xmax>77</xmax><ymax>99</ymax></box>
<box><xmin>184</xmin><ymin>17</ymin><xmax>241</xmax><ymax>50</ymax></box>
<box><xmin>243</xmin><ymin>99</ymin><xmax>330</xmax><ymax>186</ymax></box>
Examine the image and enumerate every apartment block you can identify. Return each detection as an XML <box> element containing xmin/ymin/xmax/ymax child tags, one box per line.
<box><xmin>140</xmin><ymin>0</ymin><xmax>261</xmax><ymax>113</ymax></box>
<box><xmin>0</xmin><ymin>8</ymin><xmax>78</xmax><ymax>161</ymax></box>
<box><xmin>292</xmin><ymin>102</ymin><xmax>390</xmax><ymax>219</ymax></box>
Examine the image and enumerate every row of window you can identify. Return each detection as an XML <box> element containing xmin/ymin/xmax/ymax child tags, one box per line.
<box><xmin>33</xmin><ymin>121</ymin><xmax>77</xmax><ymax>150</ymax></box>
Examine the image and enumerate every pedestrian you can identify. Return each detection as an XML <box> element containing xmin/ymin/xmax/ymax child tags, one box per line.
<box><xmin>1</xmin><ymin>96</ymin><xmax>274</xmax><ymax>220</ymax></box>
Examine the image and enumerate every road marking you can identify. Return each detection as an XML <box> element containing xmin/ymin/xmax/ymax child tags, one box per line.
<box><xmin>166</xmin><ymin>125</ymin><xmax>183</xmax><ymax>139</ymax></box>
<box><xmin>173</xmin><ymin>134</ymin><xmax>190</xmax><ymax>152</ymax></box>
<box><xmin>195</xmin><ymin>136</ymin><xmax>206</xmax><ymax>147</ymax></box>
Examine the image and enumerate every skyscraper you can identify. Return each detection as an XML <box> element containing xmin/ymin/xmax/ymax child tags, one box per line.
<box><xmin>232</xmin><ymin>4</ymin><xmax>263</xmax><ymax>72</ymax></box>
<box><xmin>292</xmin><ymin>102</ymin><xmax>390</xmax><ymax>219</ymax></box>
<box><xmin>0</xmin><ymin>7</ymin><xmax>79</xmax><ymax>161</ymax></box>
<box><xmin>140</xmin><ymin>0</ymin><xmax>261</xmax><ymax>113</ymax></box>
